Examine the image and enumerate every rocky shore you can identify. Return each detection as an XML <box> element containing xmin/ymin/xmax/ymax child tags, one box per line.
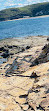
<box><xmin>0</xmin><ymin>36</ymin><xmax>49</xmax><ymax>111</ymax></box>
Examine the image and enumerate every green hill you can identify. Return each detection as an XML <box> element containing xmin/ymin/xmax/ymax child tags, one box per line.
<box><xmin>0</xmin><ymin>2</ymin><xmax>49</xmax><ymax>21</ymax></box>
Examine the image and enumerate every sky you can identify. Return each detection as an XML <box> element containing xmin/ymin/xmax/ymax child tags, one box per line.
<box><xmin>0</xmin><ymin>0</ymin><xmax>49</xmax><ymax>10</ymax></box>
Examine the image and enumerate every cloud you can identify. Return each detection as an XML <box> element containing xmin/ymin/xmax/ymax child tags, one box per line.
<box><xmin>27</xmin><ymin>0</ymin><xmax>32</xmax><ymax>2</ymax></box>
<box><xmin>8</xmin><ymin>3</ymin><xmax>17</xmax><ymax>6</ymax></box>
<box><xmin>17</xmin><ymin>3</ymin><xmax>23</xmax><ymax>6</ymax></box>
<box><xmin>5</xmin><ymin>3</ymin><xmax>16</xmax><ymax>6</ymax></box>
<box><xmin>0</xmin><ymin>0</ymin><xmax>49</xmax><ymax>10</ymax></box>
<box><xmin>17</xmin><ymin>0</ymin><xmax>22</xmax><ymax>1</ymax></box>
<box><xmin>4</xmin><ymin>0</ymin><xmax>17</xmax><ymax>6</ymax></box>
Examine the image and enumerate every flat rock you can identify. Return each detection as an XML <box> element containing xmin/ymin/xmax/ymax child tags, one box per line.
<box><xmin>0</xmin><ymin>36</ymin><xmax>49</xmax><ymax>111</ymax></box>
<box><xmin>0</xmin><ymin>62</ymin><xmax>49</xmax><ymax>110</ymax></box>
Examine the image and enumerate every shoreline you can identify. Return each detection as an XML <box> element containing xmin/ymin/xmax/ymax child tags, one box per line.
<box><xmin>5</xmin><ymin>15</ymin><xmax>49</xmax><ymax>21</ymax></box>
<box><xmin>1</xmin><ymin>15</ymin><xmax>49</xmax><ymax>22</ymax></box>
<box><xmin>0</xmin><ymin>35</ymin><xmax>49</xmax><ymax>74</ymax></box>
<box><xmin>0</xmin><ymin>35</ymin><xmax>49</xmax><ymax>41</ymax></box>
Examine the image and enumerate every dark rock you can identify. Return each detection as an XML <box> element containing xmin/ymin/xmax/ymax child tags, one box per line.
<box><xmin>1</xmin><ymin>74</ymin><xmax>4</xmax><ymax>75</ymax></box>
<box><xmin>8</xmin><ymin>46</ymin><xmax>13</xmax><ymax>48</ymax></box>
<box><xmin>13</xmin><ymin>45</ymin><xmax>18</xmax><ymax>48</ymax></box>
<box><xmin>19</xmin><ymin>94</ymin><xmax>28</xmax><ymax>98</ymax></box>
<box><xmin>1</xmin><ymin>53</ymin><xmax>9</xmax><ymax>58</ymax></box>
<box><xmin>33</xmin><ymin>90</ymin><xmax>39</xmax><ymax>93</ymax></box>
<box><xmin>30</xmin><ymin>64</ymin><xmax>34</xmax><ymax>67</ymax></box>
<box><xmin>10</xmin><ymin>53</ymin><xmax>14</xmax><ymax>55</ymax></box>
<box><xmin>30</xmin><ymin>58</ymin><xmax>39</xmax><ymax>67</ymax></box>
<box><xmin>0</xmin><ymin>47</ymin><xmax>4</xmax><ymax>51</ymax></box>
<box><xmin>26</xmin><ymin>46</ymin><xmax>30</xmax><ymax>49</ymax></box>
<box><xmin>3</xmin><ymin>61</ymin><xmax>6</xmax><ymax>63</ymax></box>
<box><xmin>37</xmin><ymin>105</ymin><xmax>45</xmax><ymax>111</ymax></box>
<box><xmin>30</xmin><ymin>44</ymin><xmax>49</xmax><ymax>66</ymax></box>
<box><xmin>3</xmin><ymin>49</ymin><xmax>7</xmax><ymax>52</ymax></box>
<box><xmin>34</xmin><ymin>58</ymin><xmax>39</xmax><ymax>65</ymax></box>
<box><xmin>5</xmin><ymin>74</ymin><xmax>11</xmax><ymax>77</ymax></box>
<box><xmin>21</xmin><ymin>48</ymin><xmax>25</xmax><ymax>52</ymax></box>
<box><xmin>46</xmin><ymin>89</ymin><xmax>49</xmax><ymax>94</ymax></box>
<box><xmin>42</xmin><ymin>44</ymin><xmax>47</xmax><ymax>50</ymax></box>
<box><xmin>47</xmin><ymin>37</ymin><xmax>49</xmax><ymax>41</ymax></box>
<box><xmin>6</xmin><ymin>50</ymin><xmax>9</xmax><ymax>53</ymax></box>
<box><xmin>30</xmin><ymin>72</ymin><xmax>38</xmax><ymax>78</ymax></box>
<box><xmin>47</xmin><ymin>48</ymin><xmax>49</xmax><ymax>53</ymax></box>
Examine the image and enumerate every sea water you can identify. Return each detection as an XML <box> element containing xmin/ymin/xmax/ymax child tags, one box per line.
<box><xmin>0</xmin><ymin>16</ymin><xmax>49</xmax><ymax>39</ymax></box>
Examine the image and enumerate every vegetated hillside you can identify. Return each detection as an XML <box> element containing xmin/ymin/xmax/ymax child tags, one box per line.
<box><xmin>0</xmin><ymin>2</ymin><xmax>49</xmax><ymax>21</ymax></box>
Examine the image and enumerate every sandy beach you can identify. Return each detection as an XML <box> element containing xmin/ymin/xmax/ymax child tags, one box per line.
<box><xmin>5</xmin><ymin>15</ymin><xmax>49</xmax><ymax>22</ymax></box>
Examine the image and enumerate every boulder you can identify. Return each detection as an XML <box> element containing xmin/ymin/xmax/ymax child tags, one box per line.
<box><xmin>47</xmin><ymin>37</ymin><xmax>49</xmax><ymax>41</ymax></box>
<box><xmin>30</xmin><ymin>72</ymin><xmax>38</xmax><ymax>78</ymax></box>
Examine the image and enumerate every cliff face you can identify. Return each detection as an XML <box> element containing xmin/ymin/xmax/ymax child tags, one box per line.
<box><xmin>0</xmin><ymin>2</ymin><xmax>49</xmax><ymax>21</ymax></box>
<box><xmin>0</xmin><ymin>36</ymin><xmax>49</xmax><ymax>111</ymax></box>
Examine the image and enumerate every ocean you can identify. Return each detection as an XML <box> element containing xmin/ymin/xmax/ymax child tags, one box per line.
<box><xmin>0</xmin><ymin>16</ymin><xmax>49</xmax><ymax>39</ymax></box>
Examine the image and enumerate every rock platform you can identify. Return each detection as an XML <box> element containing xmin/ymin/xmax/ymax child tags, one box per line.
<box><xmin>0</xmin><ymin>36</ymin><xmax>49</xmax><ymax>111</ymax></box>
